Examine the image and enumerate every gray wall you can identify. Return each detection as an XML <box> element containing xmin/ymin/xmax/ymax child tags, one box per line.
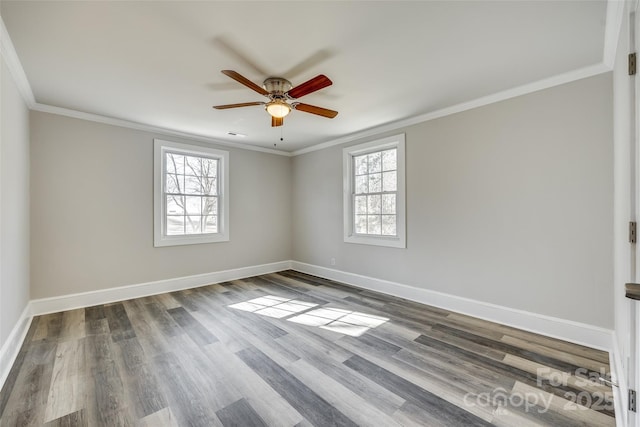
<box><xmin>1</xmin><ymin>56</ymin><xmax>30</xmax><ymax>346</ymax></box>
<box><xmin>30</xmin><ymin>112</ymin><xmax>292</xmax><ymax>299</ymax></box>
<box><xmin>18</xmin><ymin>68</ymin><xmax>617</xmax><ymax>331</ymax></box>
<box><xmin>292</xmin><ymin>73</ymin><xmax>613</xmax><ymax>328</ymax></box>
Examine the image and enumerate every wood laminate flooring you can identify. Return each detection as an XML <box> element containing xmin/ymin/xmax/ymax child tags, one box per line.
<box><xmin>0</xmin><ymin>271</ymin><xmax>615</xmax><ymax>426</ymax></box>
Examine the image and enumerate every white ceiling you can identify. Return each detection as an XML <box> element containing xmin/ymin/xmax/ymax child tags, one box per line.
<box><xmin>1</xmin><ymin>1</ymin><xmax>609</xmax><ymax>153</ymax></box>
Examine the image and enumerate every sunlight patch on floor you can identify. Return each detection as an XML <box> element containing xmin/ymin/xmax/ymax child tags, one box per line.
<box><xmin>228</xmin><ymin>295</ymin><xmax>389</xmax><ymax>337</ymax></box>
<box><xmin>228</xmin><ymin>295</ymin><xmax>318</xmax><ymax>318</ymax></box>
<box><xmin>288</xmin><ymin>308</ymin><xmax>388</xmax><ymax>336</ymax></box>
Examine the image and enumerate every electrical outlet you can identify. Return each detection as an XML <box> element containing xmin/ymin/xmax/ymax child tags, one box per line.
<box><xmin>330</xmin><ymin>257</ymin><xmax>336</xmax><ymax>266</ymax></box>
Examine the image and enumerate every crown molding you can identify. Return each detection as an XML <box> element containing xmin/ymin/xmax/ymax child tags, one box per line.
<box><xmin>3</xmin><ymin>1</ymin><xmax>622</xmax><ymax>158</ymax></box>
<box><xmin>0</xmin><ymin>15</ymin><xmax>35</xmax><ymax>107</ymax></box>
<box><xmin>293</xmin><ymin>0</ymin><xmax>622</xmax><ymax>157</ymax></box>
<box><xmin>27</xmin><ymin>61</ymin><xmax>614</xmax><ymax>159</ymax></box>
<box><xmin>292</xmin><ymin>62</ymin><xmax>611</xmax><ymax>156</ymax></box>
<box><xmin>1</xmin><ymin>17</ymin><xmax>290</xmax><ymax>157</ymax></box>
<box><xmin>31</xmin><ymin>103</ymin><xmax>291</xmax><ymax>156</ymax></box>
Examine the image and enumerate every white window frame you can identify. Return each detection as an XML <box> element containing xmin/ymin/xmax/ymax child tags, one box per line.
<box><xmin>154</xmin><ymin>139</ymin><xmax>229</xmax><ymax>247</ymax></box>
<box><xmin>343</xmin><ymin>134</ymin><xmax>406</xmax><ymax>248</ymax></box>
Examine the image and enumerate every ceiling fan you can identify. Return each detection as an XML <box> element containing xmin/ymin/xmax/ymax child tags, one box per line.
<box><xmin>213</xmin><ymin>70</ymin><xmax>338</xmax><ymax>127</ymax></box>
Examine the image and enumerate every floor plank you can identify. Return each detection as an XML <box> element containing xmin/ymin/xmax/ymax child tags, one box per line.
<box><xmin>344</xmin><ymin>354</ymin><xmax>493</xmax><ymax>426</ymax></box>
<box><xmin>43</xmin><ymin>339</ymin><xmax>85</xmax><ymax>422</ymax></box>
<box><xmin>216</xmin><ymin>398</ymin><xmax>268</xmax><ymax>427</ymax></box>
<box><xmin>236</xmin><ymin>346</ymin><xmax>358</xmax><ymax>427</ymax></box>
<box><xmin>0</xmin><ymin>270</ymin><xmax>616</xmax><ymax>426</ymax></box>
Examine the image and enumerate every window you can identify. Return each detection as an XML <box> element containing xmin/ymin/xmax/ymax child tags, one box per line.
<box><xmin>343</xmin><ymin>134</ymin><xmax>406</xmax><ymax>248</ymax></box>
<box><xmin>154</xmin><ymin>139</ymin><xmax>229</xmax><ymax>247</ymax></box>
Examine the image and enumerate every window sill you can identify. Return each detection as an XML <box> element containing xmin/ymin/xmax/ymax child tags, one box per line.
<box><xmin>154</xmin><ymin>233</ymin><xmax>229</xmax><ymax>247</ymax></box>
<box><xmin>344</xmin><ymin>234</ymin><xmax>406</xmax><ymax>248</ymax></box>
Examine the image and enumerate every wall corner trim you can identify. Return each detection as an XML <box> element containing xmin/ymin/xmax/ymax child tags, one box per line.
<box><xmin>290</xmin><ymin>261</ymin><xmax>615</xmax><ymax>352</ymax></box>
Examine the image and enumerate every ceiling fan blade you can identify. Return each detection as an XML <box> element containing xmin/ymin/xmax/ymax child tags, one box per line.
<box><xmin>221</xmin><ymin>70</ymin><xmax>269</xmax><ymax>96</ymax></box>
<box><xmin>213</xmin><ymin>102</ymin><xmax>264</xmax><ymax>110</ymax></box>
<box><xmin>293</xmin><ymin>103</ymin><xmax>338</xmax><ymax>118</ymax></box>
<box><xmin>286</xmin><ymin>75</ymin><xmax>332</xmax><ymax>99</ymax></box>
<box><xmin>272</xmin><ymin>116</ymin><xmax>284</xmax><ymax>127</ymax></box>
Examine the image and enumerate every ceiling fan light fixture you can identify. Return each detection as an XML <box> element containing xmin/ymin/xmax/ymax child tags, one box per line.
<box><xmin>214</xmin><ymin>70</ymin><xmax>337</xmax><ymax>124</ymax></box>
<box><xmin>266</xmin><ymin>101</ymin><xmax>291</xmax><ymax>118</ymax></box>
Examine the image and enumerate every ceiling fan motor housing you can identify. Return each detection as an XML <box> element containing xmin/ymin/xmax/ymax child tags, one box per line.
<box><xmin>263</xmin><ymin>77</ymin><xmax>292</xmax><ymax>99</ymax></box>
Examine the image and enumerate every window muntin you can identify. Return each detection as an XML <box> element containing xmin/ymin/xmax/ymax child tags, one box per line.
<box><xmin>154</xmin><ymin>139</ymin><xmax>229</xmax><ymax>247</ymax></box>
<box><xmin>343</xmin><ymin>134</ymin><xmax>406</xmax><ymax>248</ymax></box>
<box><xmin>352</xmin><ymin>148</ymin><xmax>397</xmax><ymax>236</ymax></box>
<box><xmin>164</xmin><ymin>152</ymin><xmax>219</xmax><ymax>236</ymax></box>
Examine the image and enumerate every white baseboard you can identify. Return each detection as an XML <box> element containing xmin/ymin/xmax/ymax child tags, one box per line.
<box><xmin>0</xmin><ymin>304</ymin><xmax>32</xmax><ymax>390</ymax></box>
<box><xmin>30</xmin><ymin>260</ymin><xmax>292</xmax><ymax>316</ymax></box>
<box><xmin>0</xmin><ymin>260</ymin><xmax>620</xmax><ymax>410</ymax></box>
<box><xmin>290</xmin><ymin>261</ymin><xmax>614</xmax><ymax>352</ymax></box>
<box><xmin>1</xmin><ymin>261</ymin><xmax>292</xmax><ymax>391</ymax></box>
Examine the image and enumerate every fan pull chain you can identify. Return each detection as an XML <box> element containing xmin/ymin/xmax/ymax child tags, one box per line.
<box><xmin>275</xmin><ymin>127</ymin><xmax>283</xmax><ymax>148</ymax></box>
